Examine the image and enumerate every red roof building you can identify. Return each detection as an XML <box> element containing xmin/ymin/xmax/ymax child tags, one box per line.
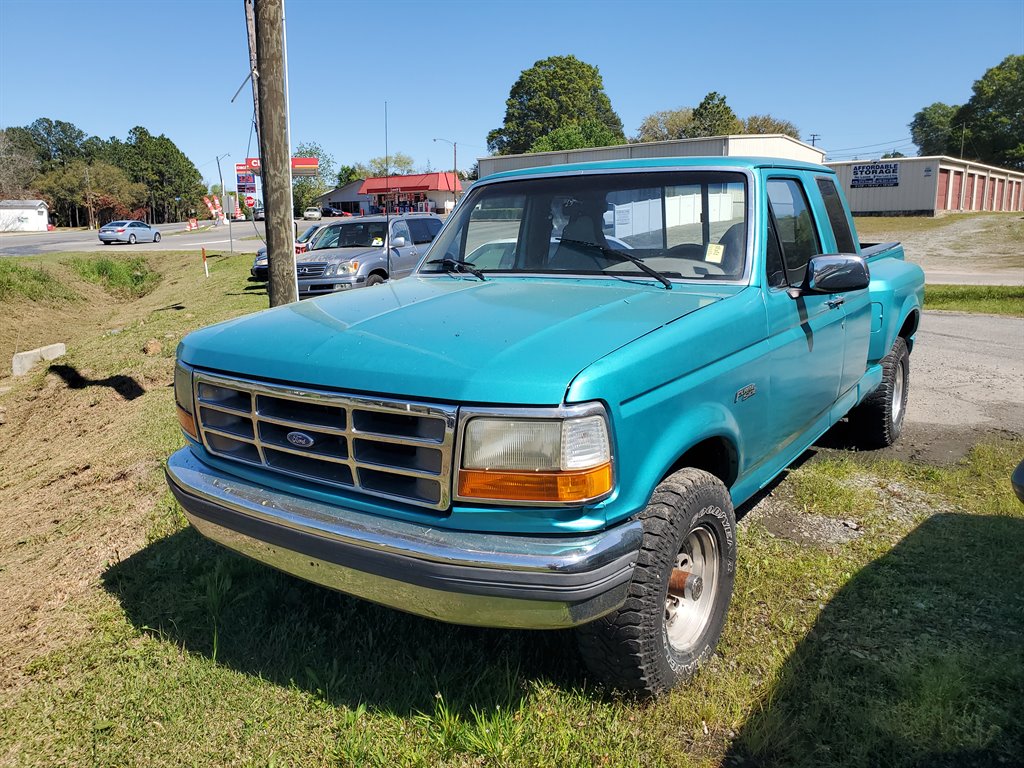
<box><xmin>358</xmin><ymin>172</ymin><xmax>462</xmax><ymax>214</ymax></box>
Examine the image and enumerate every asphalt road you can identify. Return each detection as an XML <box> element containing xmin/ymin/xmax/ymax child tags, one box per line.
<box><xmin>0</xmin><ymin>217</ymin><xmax>346</xmax><ymax>257</ymax></box>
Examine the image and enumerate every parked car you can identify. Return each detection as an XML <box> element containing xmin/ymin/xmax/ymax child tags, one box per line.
<box><xmin>302</xmin><ymin>207</ymin><xmax>322</xmax><ymax>220</ymax></box>
<box><xmin>253</xmin><ymin>207</ymin><xmax>265</xmax><ymax>221</ymax></box>
<box><xmin>322</xmin><ymin>206</ymin><xmax>348</xmax><ymax>217</ymax></box>
<box><xmin>250</xmin><ymin>224</ymin><xmax>326</xmax><ymax>280</ymax></box>
<box><xmin>293</xmin><ymin>213</ymin><xmax>443</xmax><ymax>296</ymax></box>
<box><xmin>98</xmin><ymin>220</ymin><xmax>161</xmax><ymax>244</ymax></box>
<box><xmin>168</xmin><ymin>157</ymin><xmax>924</xmax><ymax>697</ymax></box>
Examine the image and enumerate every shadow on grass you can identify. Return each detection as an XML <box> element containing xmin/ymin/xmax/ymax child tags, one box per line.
<box><xmin>726</xmin><ymin>513</ymin><xmax>1024</xmax><ymax>767</ymax></box>
<box><xmin>102</xmin><ymin>526</ymin><xmax>586</xmax><ymax>715</ymax></box>
<box><xmin>50</xmin><ymin>363</ymin><xmax>145</xmax><ymax>401</ymax></box>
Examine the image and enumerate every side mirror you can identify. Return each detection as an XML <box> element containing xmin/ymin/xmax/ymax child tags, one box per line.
<box><xmin>799</xmin><ymin>254</ymin><xmax>870</xmax><ymax>295</ymax></box>
<box><xmin>390</xmin><ymin>236</ymin><xmax>407</xmax><ymax>248</ymax></box>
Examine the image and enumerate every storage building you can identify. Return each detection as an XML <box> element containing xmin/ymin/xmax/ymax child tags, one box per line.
<box><xmin>826</xmin><ymin>156</ymin><xmax>1024</xmax><ymax>216</ymax></box>
<box><xmin>477</xmin><ymin>134</ymin><xmax>825</xmax><ymax>178</ymax></box>
<box><xmin>0</xmin><ymin>199</ymin><xmax>50</xmax><ymax>232</ymax></box>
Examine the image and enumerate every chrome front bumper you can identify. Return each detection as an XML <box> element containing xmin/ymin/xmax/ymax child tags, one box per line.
<box><xmin>165</xmin><ymin>448</ymin><xmax>641</xmax><ymax>629</ymax></box>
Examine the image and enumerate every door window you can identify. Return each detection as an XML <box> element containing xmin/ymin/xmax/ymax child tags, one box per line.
<box><xmin>407</xmin><ymin>217</ymin><xmax>442</xmax><ymax>245</ymax></box>
<box><xmin>766</xmin><ymin>179</ymin><xmax>820</xmax><ymax>286</ymax></box>
<box><xmin>390</xmin><ymin>220</ymin><xmax>411</xmax><ymax>245</ymax></box>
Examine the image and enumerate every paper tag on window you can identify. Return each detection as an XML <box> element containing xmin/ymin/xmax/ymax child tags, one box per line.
<box><xmin>705</xmin><ymin>243</ymin><xmax>725</xmax><ymax>264</ymax></box>
<box><xmin>372</xmin><ymin>237</ymin><xmax>384</xmax><ymax>247</ymax></box>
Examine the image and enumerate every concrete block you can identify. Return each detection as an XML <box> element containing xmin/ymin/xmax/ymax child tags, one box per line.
<box><xmin>12</xmin><ymin>343</ymin><xmax>66</xmax><ymax>377</ymax></box>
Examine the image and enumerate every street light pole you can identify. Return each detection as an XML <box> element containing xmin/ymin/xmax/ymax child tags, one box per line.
<box><xmin>216</xmin><ymin>153</ymin><xmax>234</xmax><ymax>253</ymax></box>
<box><xmin>433</xmin><ymin>137</ymin><xmax>457</xmax><ymax>214</ymax></box>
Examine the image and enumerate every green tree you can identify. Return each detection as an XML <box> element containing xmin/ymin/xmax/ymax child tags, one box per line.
<box><xmin>487</xmin><ymin>55</ymin><xmax>624</xmax><ymax>155</ymax></box>
<box><xmin>910</xmin><ymin>102</ymin><xmax>958</xmax><ymax>156</ymax></box>
<box><xmin>952</xmin><ymin>55</ymin><xmax>1024</xmax><ymax>168</ymax></box>
<box><xmin>633</xmin><ymin>108</ymin><xmax>694</xmax><ymax>143</ymax></box>
<box><xmin>291</xmin><ymin>141</ymin><xmax>337</xmax><ymax>215</ymax></box>
<box><xmin>742</xmin><ymin>114</ymin><xmax>800</xmax><ymax>139</ymax></box>
<box><xmin>0</xmin><ymin>128</ymin><xmax>39</xmax><ymax>198</ymax></box>
<box><xmin>529</xmin><ymin>119</ymin><xmax>622</xmax><ymax>153</ymax></box>
<box><xmin>336</xmin><ymin>164</ymin><xmax>362</xmax><ymax>186</ymax></box>
<box><xmin>881</xmin><ymin>150</ymin><xmax>906</xmax><ymax>159</ymax></box>
<box><xmin>687</xmin><ymin>92</ymin><xmax>741</xmax><ymax>138</ymax></box>
<box><xmin>363</xmin><ymin>152</ymin><xmax>415</xmax><ymax>177</ymax></box>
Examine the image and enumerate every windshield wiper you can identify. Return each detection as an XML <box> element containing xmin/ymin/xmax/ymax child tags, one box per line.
<box><xmin>426</xmin><ymin>257</ymin><xmax>486</xmax><ymax>281</ymax></box>
<box><xmin>555</xmin><ymin>238</ymin><xmax>673</xmax><ymax>290</ymax></box>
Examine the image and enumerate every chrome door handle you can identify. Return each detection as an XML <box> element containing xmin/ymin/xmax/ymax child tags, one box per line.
<box><xmin>827</xmin><ymin>297</ymin><xmax>845</xmax><ymax>309</ymax></box>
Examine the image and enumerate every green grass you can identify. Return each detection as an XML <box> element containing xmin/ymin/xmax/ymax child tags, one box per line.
<box><xmin>0</xmin><ymin>252</ymin><xmax>1022</xmax><ymax>766</ymax></box>
<box><xmin>67</xmin><ymin>255</ymin><xmax>162</xmax><ymax>298</ymax></box>
<box><xmin>0</xmin><ymin>260</ymin><xmax>80</xmax><ymax>303</ymax></box>
<box><xmin>925</xmin><ymin>284</ymin><xmax>1024</xmax><ymax>316</ymax></box>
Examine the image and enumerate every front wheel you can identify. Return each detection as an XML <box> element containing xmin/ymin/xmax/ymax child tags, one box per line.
<box><xmin>576</xmin><ymin>468</ymin><xmax>737</xmax><ymax>697</ymax></box>
<box><xmin>849</xmin><ymin>336</ymin><xmax>909</xmax><ymax>448</ymax></box>
<box><xmin>365</xmin><ymin>274</ymin><xmax>385</xmax><ymax>287</ymax></box>
<box><xmin>128</xmin><ymin>234</ymin><xmax>136</xmax><ymax>245</ymax></box>
<box><xmin>153</xmin><ymin>232</ymin><xmax>161</xmax><ymax>242</ymax></box>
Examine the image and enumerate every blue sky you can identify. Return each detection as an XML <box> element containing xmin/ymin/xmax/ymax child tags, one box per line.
<box><xmin>1</xmin><ymin>0</ymin><xmax>1022</xmax><ymax>186</ymax></box>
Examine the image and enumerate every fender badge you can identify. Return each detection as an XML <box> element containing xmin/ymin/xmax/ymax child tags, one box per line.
<box><xmin>286</xmin><ymin>431</ymin><xmax>316</xmax><ymax>448</ymax></box>
<box><xmin>735</xmin><ymin>384</ymin><xmax>757</xmax><ymax>403</ymax></box>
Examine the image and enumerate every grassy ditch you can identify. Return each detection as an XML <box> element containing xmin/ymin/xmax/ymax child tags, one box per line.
<box><xmin>68</xmin><ymin>255</ymin><xmax>161</xmax><ymax>298</ymax></box>
<box><xmin>0</xmin><ymin>259</ymin><xmax>80</xmax><ymax>303</ymax></box>
<box><xmin>924</xmin><ymin>284</ymin><xmax>1024</xmax><ymax>316</ymax></box>
<box><xmin>0</xmin><ymin>253</ymin><xmax>1021</xmax><ymax>766</ymax></box>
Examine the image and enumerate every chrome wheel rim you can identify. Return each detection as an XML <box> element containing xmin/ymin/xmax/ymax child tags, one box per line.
<box><xmin>664</xmin><ymin>526</ymin><xmax>719</xmax><ymax>653</ymax></box>
<box><xmin>892</xmin><ymin>359</ymin><xmax>905</xmax><ymax>422</ymax></box>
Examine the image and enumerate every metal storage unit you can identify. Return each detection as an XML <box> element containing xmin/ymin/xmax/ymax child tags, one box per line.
<box><xmin>827</xmin><ymin>156</ymin><xmax>1024</xmax><ymax>216</ymax></box>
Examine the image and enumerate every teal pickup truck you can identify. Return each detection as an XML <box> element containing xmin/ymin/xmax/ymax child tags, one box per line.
<box><xmin>167</xmin><ymin>157</ymin><xmax>924</xmax><ymax>696</ymax></box>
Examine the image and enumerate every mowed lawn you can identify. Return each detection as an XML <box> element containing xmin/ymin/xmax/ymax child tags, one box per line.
<box><xmin>0</xmin><ymin>252</ymin><xmax>1021</xmax><ymax>767</ymax></box>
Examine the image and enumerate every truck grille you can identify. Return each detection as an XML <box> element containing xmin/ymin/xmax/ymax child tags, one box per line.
<box><xmin>193</xmin><ymin>371</ymin><xmax>457</xmax><ymax>511</ymax></box>
<box><xmin>296</xmin><ymin>262</ymin><xmax>327</xmax><ymax>277</ymax></box>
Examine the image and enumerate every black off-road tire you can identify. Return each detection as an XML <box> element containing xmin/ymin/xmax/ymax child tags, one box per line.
<box><xmin>576</xmin><ymin>468</ymin><xmax>737</xmax><ymax>697</ymax></box>
<box><xmin>850</xmin><ymin>336</ymin><xmax>909</xmax><ymax>449</ymax></box>
<box><xmin>366</xmin><ymin>274</ymin><xmax>385</xmax><ymax>287</ymax></box>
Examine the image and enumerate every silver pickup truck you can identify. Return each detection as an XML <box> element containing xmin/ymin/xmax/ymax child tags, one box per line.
<box><xmin>292</xmin><ymin>213</ymin><xmax>444</xmax><ymax>296</ymax></box>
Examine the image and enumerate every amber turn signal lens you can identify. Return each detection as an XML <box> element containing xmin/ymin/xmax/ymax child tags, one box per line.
<box><xmin>458</xmin><ymin>463</ymin><xmax>612</xmax><ymax>503</ymax></box>
<box><xmin>176</xmin><ymin>404</ymin><xmax>198</xmax><ymax>439</ymax></box>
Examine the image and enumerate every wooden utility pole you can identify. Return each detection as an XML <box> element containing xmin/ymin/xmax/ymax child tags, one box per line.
<box><xmin>243</xmin><ymin>0</ymin><xmax>261</xmax><ymax>141</ymax></box>
<box><xmin>252</xmin><ymin>0</ymin><xmax>297</xmax><ymax>306</ymax></box>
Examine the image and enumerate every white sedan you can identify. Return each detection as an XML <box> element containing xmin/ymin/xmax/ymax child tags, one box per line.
<box><xmin>98</xmin><ymin>220</ymin><xmax>161</xmax><ymax>245</ymax></box>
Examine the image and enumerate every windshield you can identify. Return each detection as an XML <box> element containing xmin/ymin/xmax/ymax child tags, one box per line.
<box><xmin>297</xmin><ymin>225</ymin><xmax>320</xmax><ymax>244</ymax></box>
<box><xmin>420</xmin><ymin>171</ymin><xmax>748</xmax><ymax>281</ymax></box>
<box><xmin>105</xmin><ymin>221</ymin><xmax>128</xmax><ymax>227</ymax></box>
<box><xmin>310</xmin><ymin>221</ymin><xmax>388</xmax><ymax>250</ymax></box>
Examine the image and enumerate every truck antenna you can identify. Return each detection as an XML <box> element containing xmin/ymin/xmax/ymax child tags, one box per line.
<box><xmin>385</xmin><ymin>101</ymin><xmax>391</xmax><ymax>281</ymax></box>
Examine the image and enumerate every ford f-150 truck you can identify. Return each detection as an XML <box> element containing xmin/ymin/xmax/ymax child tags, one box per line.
<box><xmin>166</xmin><ymin>157</ymin><xmax>924</xmax><ymax>696</ymax></box>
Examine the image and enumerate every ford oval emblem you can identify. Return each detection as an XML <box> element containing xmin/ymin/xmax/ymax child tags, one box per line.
<box><xmin>286</xmin><ymin>431</ymin><xmax>315</xmax><ymax>448</ymax></box>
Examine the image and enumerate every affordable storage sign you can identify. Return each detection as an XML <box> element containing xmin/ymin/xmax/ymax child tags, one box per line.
<box><xmin>851</xmin><ymin>162</ymin><xmax>900</xmax><ymax>188</ymax></box>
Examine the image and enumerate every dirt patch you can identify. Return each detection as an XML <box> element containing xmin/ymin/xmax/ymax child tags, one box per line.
<box><xmin>816</xmin><ymin>420</ymin><xmax>1019</xmax><ymax>465</ymax></box>
<box><xmin>856</xmin><ymin>213</ymin><xmax>1024</xmax><ymax>277</ymax></box>
<box><xmin>749</xmin><ymin>493</ymin><xmax>864</xmax><ymax>546</ymax></box>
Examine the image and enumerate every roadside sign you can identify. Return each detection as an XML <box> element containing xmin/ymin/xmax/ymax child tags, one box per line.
<box><xmin>245</xmin><ymin>195</ymin><xmax>256</xmax><ymax>208</ymax></box>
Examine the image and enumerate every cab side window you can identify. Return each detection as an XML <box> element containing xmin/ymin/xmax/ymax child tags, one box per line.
<box><xmin>815</xmin><ymin>177</ymin><xmax>857</xmax><ymax>253</ymax></box>
<box><xmin>766</xmin><ymin>178</ymin><xmax>820</xmax><ymax>286</ymax></box>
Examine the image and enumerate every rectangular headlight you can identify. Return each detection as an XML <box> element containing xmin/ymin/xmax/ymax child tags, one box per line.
<box><xmin>457</xmin><ymin>407</ymin><xmax>612</xmax><ymax>505</ymax></box>
<box><xmin>174</xmin><ymin>362</ymin><xmax>197</xmax><ymax>439</ymax></box>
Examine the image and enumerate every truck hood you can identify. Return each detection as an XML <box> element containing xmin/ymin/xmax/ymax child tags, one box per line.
<box><xmin>178</xmin><ymin>277</ymin><xmax>724</xmax><ymax>404</ymax></box>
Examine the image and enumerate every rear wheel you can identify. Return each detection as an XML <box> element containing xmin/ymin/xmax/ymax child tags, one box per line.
<box><xmin>849</xmin><ymin>336</ymin><xmax>909</xmax><ymax>448</ymax></box>
<box><xmin>576</xmin><ymin>468</ymin><xmax>736</xmax><ymax>697</ymax></box>
<box><xmin>153</xmin><ymin>232</ymin><xmax>161</xmax><ymax>242</ymax></box>
<box><xmin>366</xmin><ymin>274</ymin><xmax>385</xmax><ymax>287</ymax></box>
<box><xmin>128</xmin><ymin>234</ymin><xmax>136</xmax><ymax>245</ymax></box>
